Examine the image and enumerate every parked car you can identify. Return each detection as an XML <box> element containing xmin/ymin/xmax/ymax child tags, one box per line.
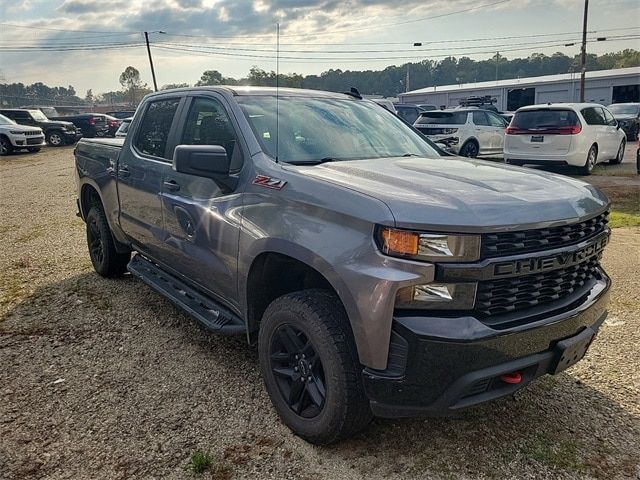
<box><xmin>114</xmin><ymin>117</ymin><xmax>133</xmax><ymax>138</ymax></box>
<box><xmin>504</xmin><ymin>103</ymin><xmax>626</xmax><ymax>175</ymax></box>
<box><xmin>607</xmin><ymin>103</ymin><xmax>640</xmax><ymax>140</ymax></box>
<box><xmin>105</xmin><ymin>110</ymin><xmax>136</xmax><ymax>119</ymax></box>
<box><xmin>394</xmin><ymin>103</ymin><xmax>425</xmax><ymax>124</ymax></box>
<box><xmin>50</xmin><ymin>113</ymin><xmax>110</xmax><ymax>138</ymax></box>
<box><xmin>0</xmin><ymin>113</ymin><xmax>46</xmax><ymax>155</ymax></box>
<box><xmin>416</xmin><ymin>104</ymin><xmax>438</xmax><ymax>111</ymax></box>
<box><xmin>371</xmin><ymin>99</ymin><xmax>397</xmax><ymax>114</ymax></box>
<box><xmin>413</xmin><ymin>108</ymin><xmax>508</xmax><ymax>157</ymax></box>
<box><xmin>0</xmin><ymin>108</ymin><xmax>82</xmax><ymax>146</ymax></box>
<box><xmin>104</xmin><ymin>115</ymin><xmax>122</xmax><ymax>137</ymax></box>
<box><xmin>75</xmin><ymin>86</ymin><xmax>612</xmax><ymax>444</ymax></box>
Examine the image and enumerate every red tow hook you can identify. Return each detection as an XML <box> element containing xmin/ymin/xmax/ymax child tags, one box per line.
<box><xmin>500</xmin><ymin>371</ymin><xmax>523</xmax><ymax>384</ymax></box>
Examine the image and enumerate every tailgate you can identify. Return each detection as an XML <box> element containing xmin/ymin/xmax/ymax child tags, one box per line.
<box><xmin>506</xmin><ymin>132</ymin><xmax>573</xmax><ymax>155</ymax></box>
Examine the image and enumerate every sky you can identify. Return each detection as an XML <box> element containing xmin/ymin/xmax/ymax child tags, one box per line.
<box><xmin>0</xmin><ymin>0</ymin><xmax>639</xmax><ymax>96</ymax></box>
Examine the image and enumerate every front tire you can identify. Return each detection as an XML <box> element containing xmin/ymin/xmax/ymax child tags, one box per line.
<box><xmin>580</xmin><ymin>145</ymin><xmax>598</xmax><ymax>175</ymax></box>
<box><xmin>0</xmin><ymin>136</ymin><xmax>13</xmax><ymax>156</ymax></box>
<box><xmin>86</xmin><ymin>205</ymin><xmax>131</xmax><ymax>277</ymax></box>
<box><xmin>258</xmin><ymin>290</ymin><xmax>372</xmax><ymax>445</ymax></box>
<box><xmin>610</xmin><ymin>139</ymin><xmax>625</xmax><ymax>165</ymax></box>
<box><xmin>46</xmin><ymin>130</ymin><xmax>65</xmax><ymax>147</ymax></box>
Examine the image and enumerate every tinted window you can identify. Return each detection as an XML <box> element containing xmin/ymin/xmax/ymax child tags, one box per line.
<box><xmin>396</xmin><ymin>106</ymin><xmax>419</xmax><ymax>124</ymax></box>
<box><xmin>417</xmin><ymin>111</ymin><xmax>468</xmax><ymax>125</ymax></box>
<box><xmin>602</xmin><ymin>108</ymin><xmax>617</xmax><ymax>126</ymax></box>
<box><xmin>472</xmin><ymin>111</ymin><xmax>489</xmax><ymax>126</ymax></box>
<box><xmin>512</xmin><ymin>109</ymin><xmax>579</xmax><ymax>129</ymax></box>
<box><xmin>607</xmin><ymin>104</ymin><xmax>640</xmax><ymax>115</ymax></box>
<box><xmin>581</xmin><ymin>107</ymin><xmax>606</xmax><ymax>126</ymax></box>
<box><xmin>181</xmin><ymin>97</ymin><xmax>242</xmax><ymax>171</ymax></box>
<box><xmin>134</xmin><ymin>98</ymin><xmax>180</xmax><ymax>159</ymax></box>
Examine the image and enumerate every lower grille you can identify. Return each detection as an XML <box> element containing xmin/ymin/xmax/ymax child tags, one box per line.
<box><xmin>475</xmin><ymin>258</ymin><xmax>600</xmax><ymax>317</ymax></box>
<box><xmin>26</xmin><ymin>137</ymin><xmax>43</xmax><ymax>145</ymax></box>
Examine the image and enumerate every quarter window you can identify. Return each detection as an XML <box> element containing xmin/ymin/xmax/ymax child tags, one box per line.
<box><xmin>134</xmin><ymin>98</ymin><xmax>180</xmax><ymax>159</ymax></box>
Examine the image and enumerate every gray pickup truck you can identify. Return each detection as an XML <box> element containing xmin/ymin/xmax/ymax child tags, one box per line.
<box><xmin>75</xmin><ymin>87</ymin><xmax>611</xmax><ymax>444</ymax></box>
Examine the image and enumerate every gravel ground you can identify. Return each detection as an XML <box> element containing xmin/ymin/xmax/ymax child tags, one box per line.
<box><xmin>1</xmin><ymin>146</ymin><xmax>639</xmax><ymax>480</ymax></box>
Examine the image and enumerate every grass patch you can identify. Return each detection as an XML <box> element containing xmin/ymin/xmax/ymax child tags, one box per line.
<box><xmin>521</xmin><ymin>437</ymin><xmax>585</xmax><ymax>473</ymax></box>
<box><xmin>190</xmin><ymin>451</ymin><xmax>214</xmax><ymax>474</ymax></box>
<box><xmin>609</xmin><ymin>210</ymin><xmax>640</xmax><ymax>228</ymax></box>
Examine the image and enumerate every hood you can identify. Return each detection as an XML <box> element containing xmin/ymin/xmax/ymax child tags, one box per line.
<box><xmin>41</xmin><ymin>119</ymin><xmax>75</xmax><ymax>129</ymax></box>
<box><xmin>614</xmin><ymin>114</ymin><xmax>638</xmax><ymax>121</ymax></box>
<box><xmin>1</xmin><ymin>123</ymin><xmax>42</xmax><ymax>133</ymax></box>
<box><xmin>290</xmin><ymin>156</ymin><xmax>609</xmax><ymax>231</ymax></box>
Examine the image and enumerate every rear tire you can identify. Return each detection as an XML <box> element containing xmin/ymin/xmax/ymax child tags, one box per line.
<box><xmin>610</xmin><ymin>139</ymin><xmax>625</xmax><ymax>165</ymax></box>
<box><xmin>0</xmin><ymin>136</ymin><xmax>13</xmax><ymax>156</ymax></box>
<box><xmin>580</xmin><ymin>145</ymin><xmax>598</xmax><ymax>175</ymax></box>
<box><xmin>258</xmin><ymin>289</ymin><xmax>373</xmax><ymax>445</ymax></box>
<box><xmin>86</xmin><ymin>205</ymin><xmax>131</xmax><ymax>277</ymax></box>
<box><xmin>459</xmin><ymin>140</ymin><xmax>479</xmax><ymax>158</ymax></box>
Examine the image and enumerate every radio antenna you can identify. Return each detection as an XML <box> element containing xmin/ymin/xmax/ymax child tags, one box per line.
<box><xmin>275</xmin><ymin>22</ymin><xmax>280</xmax><ymax>163</ymax></box>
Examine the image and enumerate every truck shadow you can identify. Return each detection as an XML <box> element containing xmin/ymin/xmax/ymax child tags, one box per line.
<box><xmin>2</xmin><ymin>272</ymin><xmax>639</xmax><ymax>479</ymax></box>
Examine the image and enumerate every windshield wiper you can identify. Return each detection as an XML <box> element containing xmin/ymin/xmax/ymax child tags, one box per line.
<box><xmin>286</xmin><ymin>157</ymin><xmax>342</xmax><ymax>165</ymax></box>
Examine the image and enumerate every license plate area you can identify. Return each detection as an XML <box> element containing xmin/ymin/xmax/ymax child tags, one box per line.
<box><xmin>551</xmin><ymin>327</ymin><xmax>595</xmax><ymax>374</ymax></box>
<box><xmin>531</xmin><ymin>135</ymin><xmax>544</xmax><ymax>143</ymax></box>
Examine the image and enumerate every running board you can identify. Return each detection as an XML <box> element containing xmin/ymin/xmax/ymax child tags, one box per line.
<box><xmin>127</xmin><ymin>255</ymin><xmax>245</xmax><ymax>335</ymax></box>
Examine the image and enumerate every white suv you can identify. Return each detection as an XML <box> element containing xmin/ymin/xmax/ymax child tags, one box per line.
<box><xmin>0</xmin><ymin>113</ymin><xmax>45</xmax><ymax>155</ymax></box>
<box><xmin>504</xmin><ymin>103</ymin><xmax>626</xmax><ymax>175</ymax></box>
<box><xmin>413</xmin><ymin>108</ymin><xmax>507</xmax><ymax>157</ymax></box>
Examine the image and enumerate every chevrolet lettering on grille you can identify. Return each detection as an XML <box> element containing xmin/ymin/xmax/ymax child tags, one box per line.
<box><xmin>493</xmin><ymin>233</ymin><xmax>610</xmax><ymax>277</ymax></box>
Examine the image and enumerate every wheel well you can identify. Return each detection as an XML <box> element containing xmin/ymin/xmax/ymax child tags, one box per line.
<box><xmin>80</xmin><ymin>184</ymin><xmax>102</xmax><ymax>218</ymax></box>
<box><xmin>461</xmin><ymin>138</ymin><xmax>479</xmax><ymax>150</ymax></box>
<box><xmin>246</xmin><ymin>252</ymin><xmax>336</xmax><ymax>338</ymax></box>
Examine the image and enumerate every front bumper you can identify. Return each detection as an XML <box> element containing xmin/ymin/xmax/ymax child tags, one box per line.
<box><xmin>9</xmin><ymin>134</ymin><xmax>45</xmax><ymax>148</ymax></box>
<box><xmin>363</xmin><ymin>275</ymin><xmax>610</xmax><ymax>417</ymax></box>
<box><xmin>62</xmin><ymin>130</ymin><xmax>83</xmax><ymax>143</ymax></box>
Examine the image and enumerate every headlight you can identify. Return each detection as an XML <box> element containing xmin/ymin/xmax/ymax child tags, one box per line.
<box><xmin>442</xmin><ymin>128</ymin><xmax>459</xmax><ymax>135</ymax></box>
<box><xmin>395</xmin><ymin>282</ymin><xmax>476</xmax><ymax>310</ymax></box>
<box><xmin>9</xmin><ymin>130</ymin><xmax>25</xmax><ymax>135</ymax></box>
<box><xmin>377</xmin><ymin>227</ymin><xmax>481</xmax><ymax>262</ymax></box>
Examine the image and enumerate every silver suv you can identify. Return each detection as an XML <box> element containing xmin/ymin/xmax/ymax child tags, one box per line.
<box><xmin>414</xmin><ymin>108</ymin><xmax>508</xmax><ymax>157</ymax></box>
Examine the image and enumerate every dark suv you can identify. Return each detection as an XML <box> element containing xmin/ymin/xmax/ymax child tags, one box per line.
<box><xmin>607</xmin><ymin>103</ymin><xmax>640</xmax><ymax>140</ymax></box>
<box><xmin>50</xmin><ymin>113</ymin><xmax>110</xmax><ymax>138</ymax></box>
<box><xmin>0</xmin><ymin>109</ymin><xmax>82</xmax><ymax>146</ymax></box>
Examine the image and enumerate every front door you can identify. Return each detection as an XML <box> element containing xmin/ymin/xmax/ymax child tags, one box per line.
<box><xmin>486</xmin><ymin>111</ymin><xmax>508</xmax><ymax>153</ymax></box>
<box><xmin>118</xmin><ymin>97</ymin><xmax>183</xmax><ymax>260</ymax></box>
<box><xmin>160</xmin><ymin>95</ymin><xmax>246</xmax><ymax>306</ymax></box>
<box><xmin>472</xmin><ymin>111</ymin><xmax>494</xmax><ymax>154</ymax></box>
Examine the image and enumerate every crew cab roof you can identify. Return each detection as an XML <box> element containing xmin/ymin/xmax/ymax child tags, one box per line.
<box><xmin>145</xmin><ymin>86</ymin><xmax>358</xmax><ymax>100</ymax></box>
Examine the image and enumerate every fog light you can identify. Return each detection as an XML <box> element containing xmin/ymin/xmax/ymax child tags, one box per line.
<box><xmin>395</xmin><ymin>282</ymin><xmax>476</xmax><ymax>310</ymax></box>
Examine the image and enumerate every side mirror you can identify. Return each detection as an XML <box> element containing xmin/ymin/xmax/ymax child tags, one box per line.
<box><xmin>173</xmin><ymin>144</ymin><xmax>237</xmax><ymax>192</ymax></box>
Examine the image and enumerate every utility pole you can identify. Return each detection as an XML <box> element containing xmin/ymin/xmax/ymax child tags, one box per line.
<box><xmin>495</xmin><ymin>51</ymin><xmax>500</xmax><ymax>82</ymax></box>
<box><xmin>406</xmin><ymin>64</ymin><xmax>410</xmax><ymax>93</ymax></box>
<box><xmin>144</xmin><ymin>31</ymin><xmax>158</xmax><ymax>92</ymax></box>
<box><xmin>579</xmin><ymin>0</ymin><xmax>589</xmax><ymax>102</ymax></box>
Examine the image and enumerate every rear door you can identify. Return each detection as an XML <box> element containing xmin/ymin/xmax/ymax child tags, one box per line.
<box><xmin>505</xmin><ymin>108</ymin><xmax>578</xmax><ymax>156</ymax></box>
<box><xmin>159</xmin><ymin>94</ymin><xmax>246</xmax><ymax>304</ymax></box>
<box><xmin>471</xmin><ymin>111</ymin><xmax>493</xmax><ymax>154</ymax></box>
<box><xmin>118</xmin><ymin>96</ymin><xmax>184</xmax><ymax>260</ymax></box>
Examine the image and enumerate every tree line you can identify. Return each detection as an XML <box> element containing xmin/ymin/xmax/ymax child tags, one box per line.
<box><xmin>1</xmin><ymin>49</ymin><xmax>637</xmax><ymax>108</ymax></box>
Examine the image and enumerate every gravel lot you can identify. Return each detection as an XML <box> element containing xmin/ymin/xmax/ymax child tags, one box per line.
<box><xmin>1</xmin><ymin>146</ymin><xmax>639</xmax><ymax>480</ymax></box>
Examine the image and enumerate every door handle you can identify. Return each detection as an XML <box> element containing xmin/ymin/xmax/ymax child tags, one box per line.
<box><xmin>118</xmin><ymin>165</ymin><xmax>130</xmax><ymax>178</ymax></box>
<box><xmin>163</xmin><ymin>180</ymin><xmax>180</xmax><ymax>192</ymax></box>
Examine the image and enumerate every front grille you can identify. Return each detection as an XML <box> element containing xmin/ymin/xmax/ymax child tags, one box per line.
<box><xmin>482</xmin><ymin>212</ymin><xmax>608</xmax><ymax>258</ymax></box>
<box><xmin>24</xmin><ymin>131</ymin><xmax>41</xmax><ymax>136</ymax></box>
<box><xmin>475</xmin><ymin>258</ymin><xmax>600</xmax><ymax>317</ymax></box>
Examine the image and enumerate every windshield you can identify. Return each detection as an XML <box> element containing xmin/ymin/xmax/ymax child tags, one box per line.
<box><xmin>607</xmin><ymin>104</ymin><xmax>639</xmax><ymax>115</ymax></box>
<box><xmin>29</xmin><ymin>110</ymin><xmax>48</xmax><ymax>122</ymax></box>
<box><xmin>237</xmin><ymin>95</ymin><xmax>439</xmax><ymax>163</ymax></box>
<box><xmin>0</xmin><ymin>114</ymin><xmax>16</xmax><ymax>125</ymax></box>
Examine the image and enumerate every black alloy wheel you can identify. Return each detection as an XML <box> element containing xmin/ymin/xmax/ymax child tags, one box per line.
<box><xmin>269</xmin><ymin>324</ymin><xmax>326</xmax><ymax>418</ymax></box>
<box><xmin>460</xmin><ymin>141</ymin><xmax>479</xmax><ymax>158</ymax></box>
<box><xmin>87</xmin><ymin>214</ymin><xmax>105</xmax><ymax>266</ymax></box>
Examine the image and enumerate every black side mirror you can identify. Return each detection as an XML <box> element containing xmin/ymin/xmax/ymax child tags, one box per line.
<box><xmin>173</xmin><ymin>144</ymin><xmax>238</xmax><ymax>192</ymax></box>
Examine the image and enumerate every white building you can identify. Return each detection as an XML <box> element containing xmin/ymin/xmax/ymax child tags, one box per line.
<box><xmin>399</xmin><ymin>66</ymin><xmax>640</xmax><ymax>111</ymax></box>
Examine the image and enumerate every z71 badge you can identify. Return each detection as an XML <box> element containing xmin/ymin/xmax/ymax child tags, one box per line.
<box><xmin>252</xmin><ymin>175</ymin><xmax>287</xmax><ymax>190</ymax></box>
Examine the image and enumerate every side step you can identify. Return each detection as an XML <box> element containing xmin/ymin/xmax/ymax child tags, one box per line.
<box><xmin>127</xmin><ymin>255</ymin><xmax>245</xmax><ymax>335</ymax></box>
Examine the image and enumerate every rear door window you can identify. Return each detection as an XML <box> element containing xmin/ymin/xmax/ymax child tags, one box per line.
<box><xmin>602</xmin><ymin>108</ymin><xmax>617</xmax><ymax>126</ymax></box>
<box><xmin>581</xmin><ymin>107</ymin><xmax>606</xmax><ymax>126</ymax></box>
<box><xmin>134</xmin><ymin>98</ymin><xmax>181</xmax><ymax>159</ymax></box>
<box><xmin>512</xmin><ymin>109</ymin><xmax>579</xmax><ymax>130</ymax></box>
<box><xmin>397</xmin><ymin>107</ymin><xmax>419</xmax><ymax>124</ymax></box>
<box><xmin>472</xmin><ymin>111</ymin><xmax>489</xmax><ymax>126</ymax></box>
